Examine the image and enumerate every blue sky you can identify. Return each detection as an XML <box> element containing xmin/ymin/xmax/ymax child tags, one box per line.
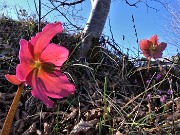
<box><xmin>0</xmin><ymin>0</ymin><xmax>179</xmax><ymax>57</ymax></box>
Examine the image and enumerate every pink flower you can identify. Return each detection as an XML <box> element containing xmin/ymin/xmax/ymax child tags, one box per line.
<box><xmin>5</xmin><ymin>22</ymin><xmax>75</xmax><ymax>108</ymax></box>
<box><xmin>160</xmin><ymin>95</ymin><xmax>166</xmax><ymax>103</ymax></box>
<box><xmin>140</xmin><ymin>35</ymin><xmax>167</xmax><ymax>59</ymax></box>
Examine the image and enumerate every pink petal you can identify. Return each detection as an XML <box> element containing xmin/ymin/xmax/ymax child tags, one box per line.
<box><xmin>5</xmin><ymin>74</ymin><xmax>23</xmax><ymax>85</ymax></box>
<box><xmin>30</xmin><ymin>22</ymin><xmax>63</xmax><ymax>60</ymax></box>
<box><xmin>17</xmin><ymin>40</ymin><xmax>35</xmax><ymax>81</ymax></box>
<box><xmin>150</xmin><ymin>42</ymin><xmax>167</xmax><ymax>58</ymax></box>
<box><xmin>40</xmin><ymin>43</ymin><xmax>69</xmax><ymax>66</ymax></box>
<box><xmin>140</xmin><ymin>40</ymin><xmax>152</xmax><ymax>50</ymax></box>
<box><xmin>149</xmin><ymin>35</ymin><xmax>158</xmax><ymax>45</ymax></box>
<box><xmin>151</xmin><ymin>52</ymin><xmax>162</xmax><ymax>58</ymax></box>
<box><xmin>19</xmin><ymin>39</ymin><xmax>34</xmax><ymax>63</ymax></box>
<box><xmin>38</xmin><ymin>69</ymin><xmax>75</xmax><ymax>99</ymax></box>
<box><xmin>16</xmin><ymin>63</ymin><xmax>34</xmax><ymax>81</ymax></box>
<box><xmin>30</xmin><ymin>22</ymin><xmax>62</xmax><ymax>45</ymax></box>
<box><xmin>26</xmin><ymin>69</ymin><xmax>54</xmax><ymax>108</ymax></box>
<box><xmin>142</xmin><ymin>51</ymin><xmax>150</xmax><ymax>58</ymax></box>
<box><xmin>156</xmin><ymin>42</ymin><xmax>167</xmax><ymax>52</ymax></box>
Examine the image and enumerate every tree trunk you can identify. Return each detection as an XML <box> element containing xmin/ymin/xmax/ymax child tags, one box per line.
<box><xmin>80</xmin><ymin>0</ymin><xmax>111</xmax><ymax>58</ymax></box>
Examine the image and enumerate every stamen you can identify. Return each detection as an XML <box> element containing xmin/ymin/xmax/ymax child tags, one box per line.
<box><xmin>35</xmin><ymin>60</ymin><xmax>42</xmax><ymax>69</ymax></box>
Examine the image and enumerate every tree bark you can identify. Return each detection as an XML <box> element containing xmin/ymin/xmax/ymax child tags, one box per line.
<box><xmin>80</xmin><ymin>0</ymin><xmax>111</xmax><ymax>58</ymax></box>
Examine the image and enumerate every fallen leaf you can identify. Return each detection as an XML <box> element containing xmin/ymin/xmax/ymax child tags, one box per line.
<box><xmin>69</xmin><ymin>119</ymin><xmax>95</xmax><ymax>135</ymax></box>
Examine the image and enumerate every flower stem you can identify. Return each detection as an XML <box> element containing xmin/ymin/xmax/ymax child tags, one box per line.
<box><xmin>148</xmin><ymin>58</ymin><xmax>150</xmax><ymax>72</ymax></box>
<box><xmin>1</xmin><ymin>83</ymin><xmax>24</xmax><ymax>135</ymax></box>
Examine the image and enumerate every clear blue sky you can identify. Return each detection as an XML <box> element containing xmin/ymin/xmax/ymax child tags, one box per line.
<box><xmin>0</xmin><ymin>0</ymin><xmax>179</xmax><ymax>58</ymax></box>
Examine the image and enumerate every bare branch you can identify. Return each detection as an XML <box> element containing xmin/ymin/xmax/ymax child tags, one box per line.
<box><xmin>38</xmin><ymin>0</ymin><xmax>41</xmax><ymax>32</ymax></box>
<box><xmin>131</xmin><ymin>15</ymin><xmax>139</xmax><ymax>57</ymax></box>
<box><xmin>33</xmin><ymin>0</ymin><xmax>39</xmax><ymax>15</ymax></box>
<box><xmin>49</xmin><ymin>1</ymin><xmax>82</xmax><ymax>30</ymax></box>
<box><xmin>152</xmin><ymin>0</ymin><xmax>171</xmax><ymax>10</ymax></box>
<box><xmin>163</xmin><ymin>0</ymin><xmax>180</xmax><ymax>47</ymax></box>
<box><xmin>49</xmin><ymin>0</ymin><xmax>85</xmax><ymax>6</ymax></box>
<box><xmin>124</xmin><ymin>0</ymin><xmax>170</xmax><ymax>12</ymax></box>
<box><xmin>125</xmin><ymin>0</ymin><xmax>141</xmax><ymax>7</ymax></box>
<box><xmin>41</xmin><ymin>4</ymin><xmax>61</xmax><ymax>20</ymax></box>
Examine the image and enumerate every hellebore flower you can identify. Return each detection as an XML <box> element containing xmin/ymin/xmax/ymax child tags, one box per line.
<box><xmin>140</xmin><ymin>35</ymin><xmax>167</xmax><ymax>59</ymax></box>
<box><xmin>5</xmin><ymin>22</ymin><xmax>75</xmax><ymax>108</ymax></box>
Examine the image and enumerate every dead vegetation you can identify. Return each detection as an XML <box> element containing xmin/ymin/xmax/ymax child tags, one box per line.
<box><xmin>0</xmin><ymin>17</ymin><xmax>180</xmax><ymax>135</ymax></box>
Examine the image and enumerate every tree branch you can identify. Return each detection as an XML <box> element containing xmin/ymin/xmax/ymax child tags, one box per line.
<box><xmin>49</xmin><ymin>1</ymin><xmax>82</xmax><ymax>30</ymax></box>
<box><xmin>50</xmin><ymin>0</ymin><xmax>85</xmax><ymax>6</ymax></box>
<box><xmin>125</xmin><ymin>0</ymin><xmax>141</xmax><ymax>7</ymax></box>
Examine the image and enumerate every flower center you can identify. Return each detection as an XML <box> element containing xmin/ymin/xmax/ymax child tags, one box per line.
<box><xmin>34</xmin><ymin>60</ymin><xmax>56</xmax><ymax>74</ymax></box>
<box><xmin>150</xmin><ymin>44</ymin><xmax>157</xmax><ymax>51</ymax></box>
<box><xmin>35</xmin><ymin>60</ymin><xmax>42</xmax><ymax>69</ymax></box>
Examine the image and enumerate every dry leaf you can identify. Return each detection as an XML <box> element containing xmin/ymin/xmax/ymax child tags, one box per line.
<box><xmin>116</xmin><ymin>131</ymin><xmax>124</xmax><ymax>135</ymax></box>
<box><xmin>69</xmin><ymin>119</ymin><xmax>95</xmax><ymax>135</ymax></box>
<box><xmin>22</xmin><ymin>122</ymin><xmax>37</xmax><ymax>135</ymax></box>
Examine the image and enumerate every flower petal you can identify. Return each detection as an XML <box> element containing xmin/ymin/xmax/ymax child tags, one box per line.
<box><xmin>140</xmin><ymin>40</ymin><xmax>152</xmax><ymax>50</ymax></box>
<box><xmin>17</xmin><ymin>40</ymin><xmax>35</xmax><ymax>81</ymax></box>
<box><xmin>19</xmin><ymin>39</ymin><xmax>34</xmax><ymax>63</ymax></box>
<box><xmin>156</xmin><ymin>42</ymin><xmax>167</xmax><ymax>52</ymax></box>
<box><xmin>30</xmin><ymin>22</ymin><xmax>63</xmax><ymax>60</ymax></box>
<box><xmin>40</xmin><ymin>43</ymin><xmax>69</xmax><ymax>66</ymax></box>
<box><xmin>142</xmin><ymin>51</ymin><xmax>150</xmax><ymax>58</ymax></box>
<box><xmin>38</xmin><ymin>70</ymin><xmax>75</xmax><ymax>99</ymax></box>
<box><xmin>16</xmin><ymin>64</ymin><xmax>34</xmax><ymax>81</ymax></box>
<box><xmin>26</xmin><ymin>69</ymin><xmax>54</xmax><ymax>108</ymax></box>
<box><xmin>150</xmin><ymin>42</ymin><xmax>167</xmax><ymax>58</ymax></box>
<box><xmin>151</xmin><ymin>51</ymin><xmax>162</xmax><ymax>58</ymax></box>
<box><xmin>149</xmin><ymin>35</ymin><xmax>158</xmax><ymax>45</ymax></box>
<box><xmin>5</xmin><ymin>74</ymin><xmax>23</xmax><ymax>85</ymax></box>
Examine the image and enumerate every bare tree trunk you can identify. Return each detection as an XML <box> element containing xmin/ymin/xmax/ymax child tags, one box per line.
<box><xmin>80</xmin><ymin>0</ymin><xmax>111</xmax><ymax>58</ymax></box>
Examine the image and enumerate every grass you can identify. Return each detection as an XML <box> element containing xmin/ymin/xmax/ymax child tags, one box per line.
<box><xmin>55</xmin><ymin>105</ymin><xmax>60</xmax><ymax>134</ymax></box>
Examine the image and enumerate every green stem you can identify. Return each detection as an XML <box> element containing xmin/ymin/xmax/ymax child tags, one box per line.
<box><xmin>1</xmin><ymin>83</ymin><xmax>24</xmax><ymax>135</ymax></box>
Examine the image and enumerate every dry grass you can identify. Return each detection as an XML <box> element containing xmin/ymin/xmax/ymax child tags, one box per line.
<box><xmin>0</xmin><ymin>17</ymin><xmax>180</xmax><ymax>135</ymax></box>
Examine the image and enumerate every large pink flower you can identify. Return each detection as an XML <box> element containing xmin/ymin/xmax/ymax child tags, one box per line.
<box><xmin>5</xmin><ymin>22</ymin><xmax>75</xmax><ymax>108</ymax></box>
<box><xmin>140</xmin><ymin>35</ymin><xmax>167</xmax><ymax>59</ymax></box>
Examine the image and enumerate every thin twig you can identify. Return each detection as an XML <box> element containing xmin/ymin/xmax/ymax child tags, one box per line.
<box><xmin>38</xmin><ymin>0</ymin><xmax>41</xmax><ymax>32</ymax></box>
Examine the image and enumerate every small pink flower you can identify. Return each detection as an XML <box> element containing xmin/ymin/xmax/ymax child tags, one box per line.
<box><xmin>155</xmin><ymin>73</ymin><xmax>161</xmax><ymax>80</ymax></box>
<box><xmin>140</xmin><ymin>35</ymin><xmax>167</xmax><ymax>59</ymax></box>
<box><xmin>167</xmin><ymin>89</ymin><xmax>173</xmax><ymax>95</ymax></box>
<box><xmin>5</xmin><ymin>22</ymin><xmax>75</xmax><ymax>108</ymax></box>
<box><xmin>147</xmin><ymin>94</ymin><xmax>151</xmax><ymax>102</ymax></box>
<box><xmin>160</xmin><ymin>95</ymin><xmax>166</xmax><ymax>103</ymax></box>
<box><xmin>146</xmin><ymin>79</ymin><xmax>150</xmax><ymax>84</ymax></box>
